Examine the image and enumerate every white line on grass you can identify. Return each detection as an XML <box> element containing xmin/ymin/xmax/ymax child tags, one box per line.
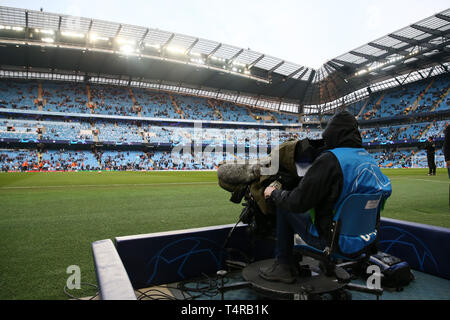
<box><xmin>0</xmin><ymin>181</ymin><xmax>217</xmax><ymax>190</ymax></box>
<box><xmin>389</xmin><ymin>177</ymin><xmax>449</xmax><ymax>184</ymax></box>
<box><xmin>410</xmin><ymin>178</ymin><xmax>448</xmax><ymax>184</ymax></box>
<box><xmin>2</xmin><ymin>177</ymin><xmax>446</xmax><ymax>190</ymax></box>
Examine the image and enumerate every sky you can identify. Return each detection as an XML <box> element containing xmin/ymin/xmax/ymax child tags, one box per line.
<box><xmin>1</xmin><ymin>0</ymin><xmax>449</xmax><ymax>69</ymax></box>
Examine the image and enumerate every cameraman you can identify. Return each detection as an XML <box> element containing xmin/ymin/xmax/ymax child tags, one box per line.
<box><xmin>260</xmin><ymin>111</ymin><xmax>391</xmax><ymax>283</ymax></box>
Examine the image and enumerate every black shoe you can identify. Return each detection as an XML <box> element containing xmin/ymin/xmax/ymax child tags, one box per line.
<box><xmin>259</xmin><ymin>260</ymin><xmax>296</xmax><ymax>284</ymax></box>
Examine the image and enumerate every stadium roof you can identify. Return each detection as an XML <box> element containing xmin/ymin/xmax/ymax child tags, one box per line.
<box><xmin>0</xmin><ymin>6</ymin><xmax>449</xmax><ymax>113</ymax></box>
<box><xmin>306</xmin><ymin>8</ymin><xmax>450</xmax><ymax>110</ymax></box>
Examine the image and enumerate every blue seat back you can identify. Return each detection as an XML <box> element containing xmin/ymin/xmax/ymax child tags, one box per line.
<box><xmin>333</xmin><ymin>193</ymin><xmax>383</xmax><ymax>256</ymax></box>
<box><xmin>335</xmin><ymin>193</ymin><xmax>382</xmax><ymax>235</ymax></box>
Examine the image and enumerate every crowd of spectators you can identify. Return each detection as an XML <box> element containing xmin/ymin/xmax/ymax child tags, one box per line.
<box><xmin>6</xmin><ymin>116</ymin><xmax>444</xmax><ymax>146</ymax></box>
<box><xmin>1</xmin><ymin>144</ymin><xmax>447</xmax><ymax>172</ymax></box>
<box><xmin>360</xmin><ymin>123</ymin><xmax>428</xmax><ymax>143</ymax></box>
<box><xmin>0</xmin><ymin>148</ymin><xmax>98</xmax><ymax>172</ymax></box>
<box><xmin>368</xmin><ymin>148</ymin><xmax>446</xmax><ymax>169</ymax></box>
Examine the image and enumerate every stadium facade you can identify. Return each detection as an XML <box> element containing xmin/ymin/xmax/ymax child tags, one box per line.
<box><xmin>0</xmin><ymin>6</ymin><xmax>448</xmax><ymax>171</ymax></box>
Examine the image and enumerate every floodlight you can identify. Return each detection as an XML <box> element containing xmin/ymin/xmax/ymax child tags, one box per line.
<box><xmin>119</xmin><ymin>45</ymin><xmax>134</xmax><ymax>54</ymax></box>
<box><xmin>190</xmin><ymin>58</ymin><xmax>205</xmax><ymax>65</ymax></box>
<box><xmin>166</xmin><ymin>46</ymin><xmax>186</xmax><ymax>55</ymax></box>
<box><xmin>145</xmin><ymin>43</ymin><xmax>161</xmax><ymax>50</ymax></box>
<box><xmin>61</xmin><ymin>31</ymin><xmax>85</xmax><ymax>39</ymax></box>
<box><xmin>211</xmin><ymin>56</ymin><xmax>225</xmax><ymax>62</ymax></box>
<box><xmin>34</xmin><ymin>28</ymin><xmax>54</xmax><ymax>35</ymax></box>
<box><xmin>0</xmin><ymin>25</ymin><xmax>24</xmax><ymax>31</ymax></box>
<box><xmin>232</xmin><ymin>61</ymin><xmax>246</xmax><ymax>68</ymax></box>
<box><xmin>41</xmin><ymin>37</ymin><xmax>54</xmax><ymax>43</ymax></box>
<box><xmin>355</xmin><ymin>69</ymin><xmax>368</xmax><ymax>76</ymax></box>
<box><xmin>116</xmin><ymin>38</ymin><xmax>135</xmax><ymax>45</ymax></box>
<box><xmin>89</xmin><ymin>33</ymin><xmax>109</xmax><ymax>42</ymax></box>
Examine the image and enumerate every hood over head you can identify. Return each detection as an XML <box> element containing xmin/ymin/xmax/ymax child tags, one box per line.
<box><xmin>322</xmin><ymin>111</ymin><xmax>362</xmax><ymax>149</ymax></box>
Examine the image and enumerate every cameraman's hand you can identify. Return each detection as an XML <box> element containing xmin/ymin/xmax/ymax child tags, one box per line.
<box><xmin>264</xmin><ymin>186</ymin><xmax>276</xmax><ymax>199</ymax></box>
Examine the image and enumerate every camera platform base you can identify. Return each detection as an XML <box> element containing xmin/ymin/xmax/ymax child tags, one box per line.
<box><xmin>240</xmin><ymin>258</ymin><xmax>350</xmax><ymax>300</ymax></box>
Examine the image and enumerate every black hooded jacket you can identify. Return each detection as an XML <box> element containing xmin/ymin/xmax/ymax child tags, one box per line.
<box><xmin>270</xmin><ymin>111</ymin><xmax>363</xmax><ymax>241</ymax></box>
<box><xmin>424</xmin><ymin>139</ymin><xmax>436</xmax><ymax>157</ymax></box>
<box><xmin>444</xmin><ymin>125</ymin><xmax>450</xmax><ymax>162</ymax></box>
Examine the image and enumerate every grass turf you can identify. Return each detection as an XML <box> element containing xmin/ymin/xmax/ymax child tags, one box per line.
<box><xmin>0</xmin><ymin>168</ymin><xmax>448</xmax><ymax>299</ymax></box>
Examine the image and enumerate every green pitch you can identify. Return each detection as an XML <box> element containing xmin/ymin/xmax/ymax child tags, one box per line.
<box><xmin>0</xmin><ymin>168</ymin><xmax>448</xmax><ymax>300</ymax></box>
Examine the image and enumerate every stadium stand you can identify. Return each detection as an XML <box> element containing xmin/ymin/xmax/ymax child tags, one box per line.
<box><xmin>212</xmin><ymin>100</ymin><xmax>256</xmax><ymax>123</ymax></box>
<box><xmin>90</xmin><ymin>84</ymin><xmax>135</xmax><ymax>117</ymax></box>
<box><xmin>3</xmin><ymin>77</ymin><xmax>444</xmax><ymax>126</ymax></box>
<box><xmin>41</xmin><ymin>82</ymin><xmax>89</xmax><ymax>114</ymax></box>
<box><xmin>0</xmin><ymin>115</ymin><xmax>322</xmax><ymax>147</ymax></box>
<box><xmin>0</xmin><ymin>115</ymin><xmax>446</xmax><ymax>171</ymax></box>
<box><xmin>133</xmin><ymin>90</ymin><xmax>183</xmax><ymax>119</ymax></box>
<box><xmin>0</xmin><ymin>61</ymin><xmax>448</xmax><ymax>173</ymax></box>
<box><xmin>0</xmin><ymin>80</ymin><xmax>37</xmax><ymax>111</ymax></box>
<box><xmin>360</xmin><ymin>122</ymin><xmax>430</xmax><ymax>144</ymax></box>
<box><xmin>353</xmin><ymin>74</ymin><xmax>449</xmax><ymax>121</ymax></box>
<box><xmin>0</xmin><ymin>79</ymin><xmax>304</xmax><ymax>124</ymax></box>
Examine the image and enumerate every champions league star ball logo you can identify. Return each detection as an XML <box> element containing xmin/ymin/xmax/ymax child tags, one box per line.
<box><xmin>379</xmin><ymin>225</ymin><xmax>439</xmax><ymax>275</ymax></box>
<box><xmin>143</xmin><ymin>237</ymin><xmax>224</xmax><ymax>286</ymax></box>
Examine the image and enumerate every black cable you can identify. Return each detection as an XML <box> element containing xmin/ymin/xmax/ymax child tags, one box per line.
<box><xmin>222</xmin><ymin>217</ymin><xmax>242</xmax><ymax>249</ymax></box>
<box><xmin>176</xmin><ymin>272</ymin><xmax>233</xmax><ymax>299</ymax></box>
<box><xmin>135</xmin><ymin>272</ymin><xmax>224</xmax><ymax>300</ymax></box>
<box><xmin>136</xmin><ymin>288</ymin><xmax>178</xmax><ymax>300</ymax></box>
<box><xmin>73</xmin><ymin>264</ymin><xmax>245</xmax><ymax>301</ymax></box>
<box><xmin>221</xmin><ymin>216</ymin><xmax>253</xmax><ymax>266</ymax></box>
<box><xmin>78</xmin><ymin>217</ymin><xmax>249</xmax><ymax>301</ymax></box>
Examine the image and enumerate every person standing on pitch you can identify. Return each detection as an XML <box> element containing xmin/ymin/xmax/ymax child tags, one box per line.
<box><xmin>443</xmin><ymin>124</ymin><xmax>449</xmax><ymax>206</ymax></box>
<box><xmin>424</xmin><ymin>136</ymin><xmax>436</xmax><ymax>176</ymax></box>
<box><xmin>444</xmin><ymin>124</ymin><xmax>450</xmax><ymax>179</ymax></box>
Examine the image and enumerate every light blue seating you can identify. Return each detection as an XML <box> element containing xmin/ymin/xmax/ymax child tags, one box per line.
<box><xmin>95</xmin><ymin>121</ymin><xmax>143</xmax><ymax>143</ymax></box>
<box><xmin>41</xmin><ymin>82</ymin><xmax>88</xmax><ymax>114</ymax></box>
<box><xmin>41</xmin><ymin>149</ymin><xmax>99</xmax><ymax>169</ymax></box>
<box><xmin>0</xmin><ymin>80</ymin><xmax>37</xmax><ymax>110</ymax></box>
<box><xmin>348</xmin><ymin>74</ymin><xmax>449</xmax><ymax>120</ymax></box>
<box><xmin>90</xmin><ymin>85</ymin><xmax>134</xmax><ymax>116</ymax></box>
<box><xmin>133</xmin><ymin>89</ymin><xmax>181</xmax><ymax>119</ymax></box>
